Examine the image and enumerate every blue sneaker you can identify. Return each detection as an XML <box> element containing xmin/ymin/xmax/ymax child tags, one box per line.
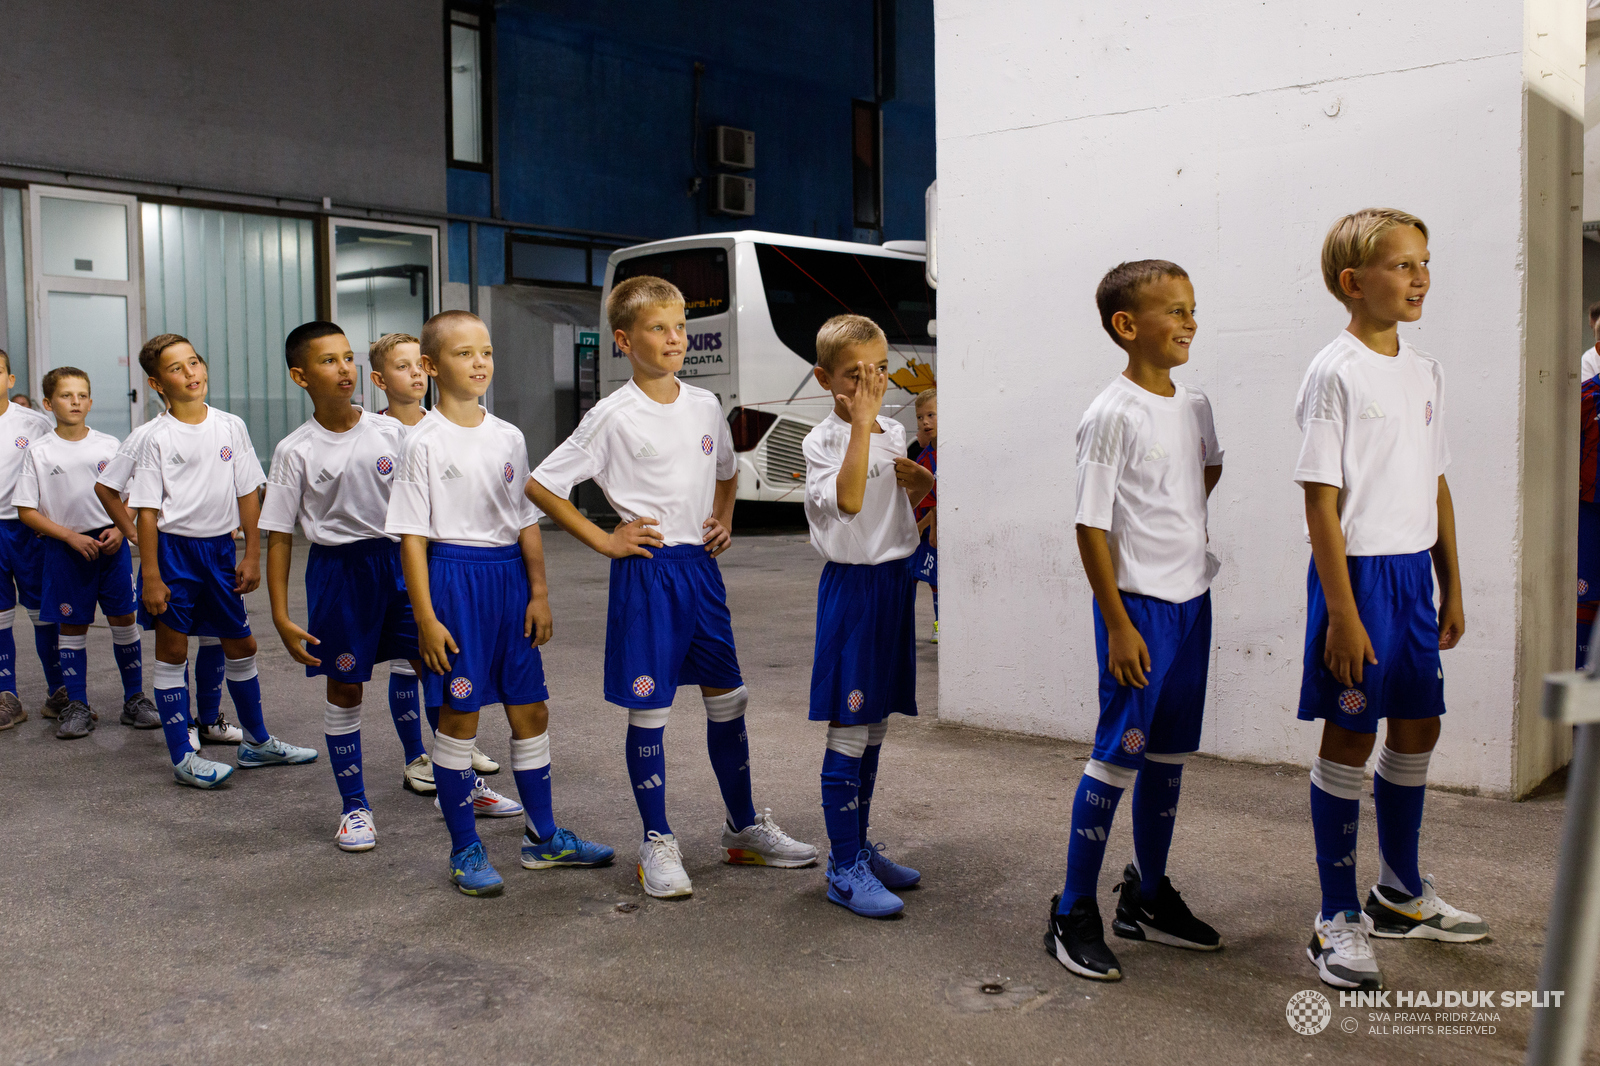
<box><xmin>866</xmin><ymin>841</ymin><xmax>921</xmax><ymax>889</ymax></box>
<box><xmin>173</xmin><ymin>751</ymin><xmax>234</xmax><ymax>789</ymax></box>
<box><xmin>826</xmin><ymin>850</ymin><xmax>904</xmax><ymax>918</ymax></box>
<box><xmin>520</xmin><ymin>826</ymin><xmax>616</xmax><ymax>869</ymax></box>
<box><xmin>448</xmin><ymin>841</ymin><xmax>503</xmax><ymax>897</ymax></box>
<box><xmin>237</xmin><ymin>735</ymin><xmax>319</xmax><ymax>767</ymax></box>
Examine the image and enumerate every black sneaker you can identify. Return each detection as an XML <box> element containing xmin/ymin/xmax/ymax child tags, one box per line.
<box><xmin>121</xmin><ymin>694</ymin><xmax>160</xmax><ymax>729</ymax></box>
<box><xmin>1112</xmin><ymin>863</ymin><xmax>1222</xmax><ymax>950</ymax></box>
<box><xmin>54</xmin><ymin>700</ymin><xmax>95</xmax><ymax>740</ymax></box>
<box><xmin>1044</xmin><ymin>893</ymin><xmax>1122</xmax><ymax>981</ymax></box>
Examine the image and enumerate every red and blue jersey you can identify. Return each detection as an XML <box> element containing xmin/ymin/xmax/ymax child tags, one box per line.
<box><xmin>1584</xmin><ymin>375</ymin><xmax>1600</xmax><ymax>504</ymax></box>
<box><xmin>914</xmin><ymin>443</ymin><xmax>936</xmax><ymax>529</ymax></box>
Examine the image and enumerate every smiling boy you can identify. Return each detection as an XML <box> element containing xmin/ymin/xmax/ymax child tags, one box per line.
<box><xmin>1296</xmin><ymin>209</ymin><xmax>1485</xmax><ymax>993</ymax></box>
<box><xmin>529</xmin><ymin>275</ymin><xmax>816</xmax><ymax>899</ymax></box>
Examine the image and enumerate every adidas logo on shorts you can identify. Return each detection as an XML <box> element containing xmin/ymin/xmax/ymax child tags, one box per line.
<box><xmin>441</xmin><ymin>464</ymin><xmax>464</xmax><ymax>481</ymax></box>
<box><xmin>636</xmin><ymin>773</ymin><xmax>663</xmax><ymax>790</ymax></box>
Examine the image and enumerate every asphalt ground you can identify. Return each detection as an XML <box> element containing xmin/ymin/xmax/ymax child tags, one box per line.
<box><xmin>0</xmin><ymin>526</ymin><xmax>1590</xmax><ymax>1065</ymax></box>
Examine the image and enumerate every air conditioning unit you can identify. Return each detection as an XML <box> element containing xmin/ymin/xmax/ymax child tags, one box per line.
<box><xmin>710</xmin><ymin>126</ymin><xmax>754</xmax><ymax>170</ymax></box>
<box><xmin>711</xmin><ymin>174</ymin><xmax>755</xmax><ymax>217</ymax></box>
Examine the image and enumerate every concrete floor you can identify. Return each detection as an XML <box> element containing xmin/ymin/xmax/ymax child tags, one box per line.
<box><xmin>1</xmin><ymin>526</ymin><xmax>1591</xmax><ymax>1065</ymax></box>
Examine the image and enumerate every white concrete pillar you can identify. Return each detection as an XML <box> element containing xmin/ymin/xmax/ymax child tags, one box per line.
<box><xmin>935</xmin><ymin>0</ymin><xmax>1583</xmax><ymax>796</ymax></box>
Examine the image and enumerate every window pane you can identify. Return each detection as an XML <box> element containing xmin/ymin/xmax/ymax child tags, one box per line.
<box><xmin>754</xmin><ymin>243</ymin><xmax>932</xmax><ymax>363</ymax></box>
<box><xmin>40</xmin><ymin>197</ymin><xmax>128</xmax><ymax>280</ymax></box>
<box><xmin>612</xmin><ymin>249</ymin><xmax>729</xmax><ymax>320</ymax></box>
<box><xmin>509</xmin><ymin>241</ymin><xmax>588</xmax><ymax>286</ymax></box>
<box><xmin>451</xmin><ymin>24</ymin><xmax>483</xmax><ymax>164</ymax></box>
<box><xmin>2</xmin><ymin>188</ymin><xmax>26</xmax><ymax>393</ymax></box>
<box><xmin>46</xmin><ymin>291</ymin><xmax>128</xmax><ymax>435</ymax></box>
<box><xmin>335</xmin><ymin>226</ymin><xmax>435</xmax><ymax>361</ymax></box>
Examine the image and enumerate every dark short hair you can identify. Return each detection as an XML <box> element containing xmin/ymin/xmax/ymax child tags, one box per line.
<box><xmin>0</xmin><ymin>348</ymin><xmax>10</xmax><ymax>377</ymax></box>
<box><xmin>421</xmin><ymin>310</ymin><xmax>486</xmax><ymax>356</ymax></box>
<box><xmin>1095</xmin><ymin>260</ymin><xmax>1190</xmax><ymax>345</ymax></box>
<box><xmin>1589</xmin><ymin>300</ymin><xmax>1600</xmax><ymax>324</ymax></box>
<box><xmin>41</xmin><ymin>366</ymin><xmax>89</xmax><ymax>399</ymax></box>
<box><xmin>285</xmin><ymin>321</ymin><xmax>348</xmax><ymax>370</ymax></box>
<box><xmin>138</xmin><ymin>333</ymin><xmax>197</xmax><ymax>380</ymax></box>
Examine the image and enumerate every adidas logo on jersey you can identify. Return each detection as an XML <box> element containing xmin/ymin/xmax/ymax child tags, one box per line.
<box><xmin>314</xmin><ymin>469</ymin><xmax>336</xmax><ymax>485</ymax></box>
<box><xmin>634</xmin><ymin>441</ymin><xmax>659</xmax><ymax>459</ymax></box>
<box><xmin>1075</xmin><ymin>826</ymin><xmax>1108</xmax><ymax>841</ymax></box>
<box><xmin>167</xmin><ymin>452</ymin><xmax>187</xmax><ymax>466</ymax></box>
<box><xmin>1358</xmin><ymin>402</ymin><xmax>1385</xmax><ymax>420</ymax></box>
<box><xmin>47</xmin><ymin>465</ymin><xmax>64</xmax><ymax>476</ymax></box>
<box><xmin>441</xmin><ymin>464</ymin><xmax>464</xmax><ymax>481</ymax></box>
<box><xmin>1143</xmin><ymin>444</ymin><xmax>1169</xmax><ymax>462</ymax></box>
<box><xmin>636</xmin><ymin>773</ymin><xmax>663</xmax><ymax>790</ymax></box>
<box><xmin>867</xmin><ymin>464</ymin><xmax>881</xmax><ymax>478</ymax></box>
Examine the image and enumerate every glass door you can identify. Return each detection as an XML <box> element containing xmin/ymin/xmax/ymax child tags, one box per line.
<box><xmin>26</xmin><ymin>186</ymin><xmax>143</xmax><ymax>435</ymax></box>
<box><xmin>327</xmin><ymin>219</ymin><xmax>439</xmax><ymax>410</ymax></box>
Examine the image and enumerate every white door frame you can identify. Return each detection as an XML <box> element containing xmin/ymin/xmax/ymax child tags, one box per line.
<box><xmin>25</xmin><ymin>185</ymin><xmax>145</xmax><ymax>426</ymax></box>
<box><xmin>325</xmin><ymin>217</ymin><xmax>441</xmax><ymax>410</ymax></box>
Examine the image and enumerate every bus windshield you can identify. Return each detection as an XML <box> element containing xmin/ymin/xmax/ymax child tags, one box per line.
<box><xmin>612</xmin><ymin>248</ymin><xmax>729</xmax><ymax>319</ymax></box>
<box><xmin>754</xmin><ymin>243</ymin><xmax>935</xmax><ymax>364</ymax></box>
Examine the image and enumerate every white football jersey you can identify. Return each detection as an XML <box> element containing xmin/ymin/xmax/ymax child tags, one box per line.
<box><xmin>0</xmin><ymin>401</ymin><xmax>62</xmax><ymax>520</ymax></box>
<box><xmin>532</xmin><ymin>379</ymin><xmax>735</xmax><ymax>547</ymax></box>
<box><xmin>1294</xmin><ymin>331</ymin><xmax>1450</xmax><ymax>557</ymax></box>
<box><xmin>803</xmin><ymin>413</ymin><xmax>920</xmax><ymax>565</ymax></box>
<box><xmin>1582</xmin><ymin>346</ymin><xmax>1599</xmax><ymax>383</ymax></box>
<box><xmin>13</xmin><ymin>429</ymin><xmax>121</xmax><ymax>532</ymax></box>
<box><xmin>96</xmin><ymin>412</ymin><xmax>167</xmax><ymax>497</ymax></box>
<box><xmin>385</xmin><ymin>407</ymin><xmax>542</xmax><ymax>547</ymax></box>
<box><xmin>1076</xmin><ymin>374</ymin><xmax>1224</xmax><ymax>604</ymax></box>
<box><xmin>127</xmin><ymin>406</ymin><xmax>267</xmax><ymax>538</ymax></box>
<box><xmin>259</xmin><ymin>411</ymin><xmax>407</xmax><ymax>545</ymax></box>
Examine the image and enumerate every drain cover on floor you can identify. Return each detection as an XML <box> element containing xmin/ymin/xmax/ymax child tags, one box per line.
<box><xmin>945</xmin><ymin>976</ymin><xmax>1040</xmax><ymax>1012</ymax></box>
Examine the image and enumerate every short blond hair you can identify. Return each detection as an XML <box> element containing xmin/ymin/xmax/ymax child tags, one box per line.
<box><xmin>815</xmin><ymin>314</ymin><xmax>886</xmax><ymax>373</ymax></box>
<box><xmin>607</xmin><ymin>275</ymin><xmax>684</xmax><ymax>333</ymax></box>
<box><xmin>914</xmin><ymin>387</ymin><xmax>937</xmax><ymax>411</ymax></box>
<box><xmin>370</xmin><ymin>332</ymin><xmax>419</xmax><ymax>373</ymax></box>
<box><xmin>1321</xmin><ymin>208</ymin><xmax>1429</xmax><ymax>307</ymax></box>
<box><xmin>420</xmin><ymin>311</ymin><xmax>485</xmax><ymax>356</ymax></box>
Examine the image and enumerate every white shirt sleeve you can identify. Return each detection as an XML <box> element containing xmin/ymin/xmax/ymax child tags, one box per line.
<box><xmin>510</xmin><ymin>427</ymin><xmax>543</xmax><ymax>529</ymax></box>
<box><xmin>803</xmin><ymin>426</ymin><xmax>853</xmax><ymax>526</ymax></box>
<box><xmin>97</xmin><ymin>437</ymin><xmax>138</xmax><ymax>493</ymax></box>
<box><xmin>1074</xmin><ymin>407</ymin><xmax>1123</xmax><ymax>531</ymax></box>
<box><xmin>1294</xmin><ymin>365</ymin><xmax>1347</xmax><ymax>489</ymax></box>
<box><xmin>1199</xmin><ymin>395</ymin><xmax>1224</xmax><ymax>467</ymax></box>
<box><xmin>128</xmin><ymin>438</ymin><xmax>164</xmax><ymax>512</ymax></box>
<box><xmin>714</xmin><ymin>408</ymin><xmax>736</xmax><ymax>481</ymax></box>
<box><xmin>231</xmin><ymin>423</ymin><xmax>267</xmax><ymax>497</ymax></box>
<box><xmin>13</xmin><ymin>447</ymin><xmax>39</xmax><ymax>511</ymax></box>
<box><xmin>257</xmin><ymin>442</ymin><xmax>302</xmax><ymax>535</ymax></box>
<box><xmin>1431</xmin><ymin>363</ymin><xmax>1451</xmax><ymax>477</ymax></box>
<box><xmin>531</xmin><ymin>414</ymin><xmax>605</xmax><ymax>498</ymax></box>
<box><xmin>385</xmin><ymin>433</ymin><xmax>433</xmax><ymax>538</ymax></box>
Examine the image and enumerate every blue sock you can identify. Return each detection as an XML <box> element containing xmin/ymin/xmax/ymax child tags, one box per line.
<box><xmin>224</xmin><ymin>655</ymin><xmax>268</xmax><ymax>744</ymax></box>
<box><xmin>111</xmin><ymin>625</ymin><xmax>142</xmax><ymax>701</ymax></box>
<box><xmin>1310</xmin><ymin>757</ymin><xmax>1364</xmax><ymax>920</ymax></box>
<box><xmin>510</xmin><ymin>733</ymin><xmax>556</xmax><ymax>841</ymax></box>
<box><xmin>857</xmin><ymin>735</ymin><xmax>884</xmax><ymax>844</ymax></box>
<box><xmin>626</xmin><ymin>719</ymin><xmax>671</xmax><ymax>837</ymax></box>
<box><xmin>1131</xmin><ymin>755</ymin><xmax>1186</xmax><ymax>902</ymax></box>
<box><xmin>425</xmin><ymin>703</ymin><xmax>440</xmax><ymax>735</ymax></box>
<box><xmin>196</xmin><ymin>639</ymin><xmax>225</xmax><ymax>725</ymax></box>
<box><xmin>821</xmin><ymin>731</ymin><xmax>865</xmax><ymax>866</ymax></box>
<box><xmin>1058</xmin><ymin>762</ymin><xmax>1128</xmax><ymax>913</ymax></box>
<box><xmin>388</xmin><ymin>668</ymin><xmax>427</xmax><ymax>763</ymax></box>
<box><xmin>324</xmin><ymin>701</ymin><xmax>366</xmax><ymax>814</ymax></box>
<box><xmin>433</xmin><ymin>732</ymin><xmax>481</xmax><ymax>853</ymax></box>
<box><xmin>153</xmin><ymin>660</ymin><xmax>193</xmax><ymax>764</ymax></box>
<box><xmin>58</xmin><ymin>632</ymin><xmax>87</xmax><ymax>704</ymax></box>
<box><xmin>33</xmin><ymin>618</ymin><xmax>61</xmax><ymax>691</ymax></box>
<box><xmin>1373</xmin><ymin>747</ymin><xmax>1430</xmax><ymax>898</ymax></box>
<box><xmin>0</xmin><ymin>617</ymin><xmax>15</xmax><ymax>694</ymax></box>
<box><xmin>704</xmin><ymin>688</ymin><xmax>756</xmax><ymax>831</ymax></box>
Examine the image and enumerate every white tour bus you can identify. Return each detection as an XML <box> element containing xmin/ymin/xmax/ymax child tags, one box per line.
<box><xmin>597</xmin><ymin>231</ymin><xmax>936</xmax><ymax>503</ymax></box>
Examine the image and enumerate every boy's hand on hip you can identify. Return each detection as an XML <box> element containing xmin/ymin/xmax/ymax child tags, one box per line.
<box><xmin>418</xmin><ymin>616</ymin><xmax>458</xmax><ymax>675</ymax></box>
<box><xmin>142</xmin><ymin>577</ymin><xmax>170</xmax><ymax>616</ymax></box>
<box><xmin>1438</xmin><ymin>596</ymin><xmax>1466</xmax><ymax>651</ymax></box>
<box><xmin>1108</xmin><ymin>623</ymin><xmax>1151</xmax><ymax>688</ymax></box>
<box><xmin>525</xmin><ymin>596</ymin><xmax>553</xmax><ymax>647</ymax></box>
<box><xmin>66</xmin><ymin>531</ymin><xmax>100</xmax><ymax>561</ymax></box>
<box><xmin>273</xmin><ymin>617</ymin><xmax>321</xmax><ymax>667</ymax></box>
<box><xmin>234</xmin><ymin>557</ymin><xmax>261</xmax><ymax>595</ymax></box>
<box><xmin>605</xmin><ymin>516</ymin><xmax>663</xmax><ymax>559</ymax></box>
<box><xmin>701</xmin><ymin>516</ymin><xmax>731</xmax><ymax>557</ymax></box>
<box><xmin>1325</xmin><ymin>612</ymin><xmax>1377</xmax><ymax>686</ymax></box>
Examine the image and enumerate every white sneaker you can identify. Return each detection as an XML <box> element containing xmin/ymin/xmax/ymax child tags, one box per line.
<box><xmin>638</xmin><ymin>831</ymin><xmax>693</xmax><ymax>898</ymax></box>
<box><xmin>432</xmin><ymin>776</ymin><xmax>524</xmax><ymax>818</ymax></box>
<box><xmin>1365</xmin><ymin>875</ymin><xmax>1490</xmax><ymax>942</ymax></box>
<box><xmin>172</xmin><ymin>750</ymin><xmax>234</xmax><ymax>790</ymax></box>
<box><xmin>188</xmin><ymin>725</ymin><xmax>201</xmax><ymax>752</ymax></box>
<box><xmin>1307</xmin><ymin>909</ymin><xmax>1383</xmax><ymax>991</ymax></box>
<box><xmin>403</xmin><ymin>752</ymin><xmax>436</xmax><ymax>794</ymax></box>
<box><xmin>471</xmin><ymin>745</ymin><xmax>499</xmax><ymax>775</ymax></box>
<box><xmin>721</xmin><ymin>808</ymin><xmax>818</xmax><ymax>868</ymax></box>
<box><xmin>336</xmin><ymin>808</ymin><xmax>377</xmax><ymax>852</ymax></box>
<box><xmin>198</xmin><ymin>717</ymin><xmax>244</xmax><ymax>744</ymax></box>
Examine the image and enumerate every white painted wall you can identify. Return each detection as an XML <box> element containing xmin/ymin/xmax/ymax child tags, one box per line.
<box><xmin>935</xmin><ymin>1</ymin><xmax>1582</xmax><ymax>796</ymax></box>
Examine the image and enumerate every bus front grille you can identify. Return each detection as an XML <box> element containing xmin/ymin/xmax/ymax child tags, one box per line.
<box><xmin>763</xmin><ymin>418</ymin><xmax>811</xmax><ymax>486</ymax></box>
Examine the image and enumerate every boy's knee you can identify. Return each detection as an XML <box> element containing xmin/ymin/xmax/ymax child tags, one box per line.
<box><xmin>1385</xmin><ymin>716</ymin><xmax>1440</xmax><ymax>754</ymax></box>
<box><xmin>326</xmin><ymin>679</ymin><xmax>362</xmax><ymax>707</ymax></box>
<box><xmin>1318</xmin><ymin>721</ymin><xmax>1375</xmax><ymax>765</ymax></box>
<box><xmin>221</xmin><ymin>635</ymin><xmax>257</xmax><ymax>659</ymax></box>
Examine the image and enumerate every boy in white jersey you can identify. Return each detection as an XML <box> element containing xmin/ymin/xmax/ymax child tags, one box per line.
<box><xmin>529</xmin><ymin>275</ymin><xmax>816</xmax><ymax>899</ymax></box>
<box><xmin>93</xmin><ymin>344</ymin><xmax>238</xmax><ymax>750</ymax></box>
<box><xmin>1297</xmin><ymin>210</ymin><xmax>1486</xmax><ymax>993</ymax></box>
<box><xmin>0</xmin><ymin>347</ymin><xmax>67</xmax><ymax>731</ymax></box>
<box><xmin>368</xmin><ymin>330</ymin><xmax>499</xmax><ymax>789</ymax></box>
<box><xmin>129</xmin><ymin>336</ymin><xmax>317</xmax><ymax>788</ymax></box>
<box><xmin>387</xmin><ymin>310</ymin><xmax>611</xmax><ymax>896</ymax></box>
<box><xmin>802</xmin><ymin>315</ymin><xmax>933</xmax><ymax>918</ymax></box>
<box><xmin>14</xmin><ymin>367</ymin><xmax>157</xmax><ymax>739</ymax></box>
<box><xmin>1047</xmin><ymin>260</ymin><xmax>1225</xmax><ymax>983</ymax></box>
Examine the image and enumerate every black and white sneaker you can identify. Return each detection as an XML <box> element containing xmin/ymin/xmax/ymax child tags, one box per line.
<box><xmin>1044</xmin><ymin>893</ymin><xmax>1122</xmax><ymax>981</ymax></box>
<box><xmin>1307</xmin><ymin>909</ymin><xmax>1384</xmax><ymax>991</ymax></box>
<box><xmin>1111</xmin><ymin>864</ymin><xmax>1222</xmax><ymax>950</ymax></box>
<box><xmin>1364</xmin><ymin>876</ymin><xmax>1489</xmax><ymax>942</ymax></box>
